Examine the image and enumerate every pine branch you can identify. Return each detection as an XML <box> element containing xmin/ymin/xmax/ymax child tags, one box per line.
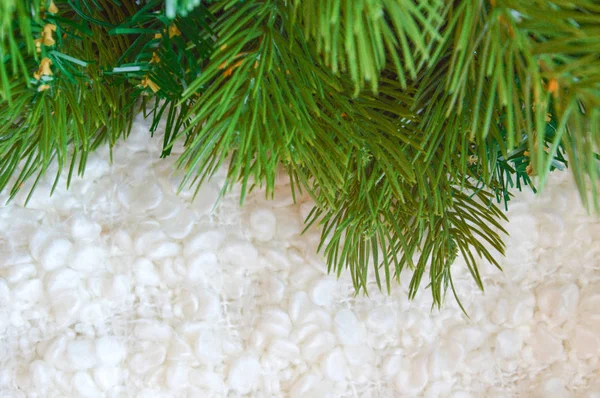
<box><xmin>177</xmin><ymin>1</ymin><xmax>358</xmax><ymax>204</ymax></box>
<box><xmin>0</xmin><ymin>0</ymin><xmax>146</xmax><ymax>201</ymax></box>
<box><xmin>419</xmin><ymin>0</ymin><xmax>600</xmax><ymax>211</ymax></box>
<box><xmin>292</xmin><ymin>0</ymin><xmax>446</xmax><ymax>94</ymax></box>
<box><xmin>175</xmin><ymin>1</ymin><xmax>513</xmax><ymax>304</ymax></box>
<box><xmin>1</xmin><ymin>0</ymin><xmax>597</xmax><ymax>306</ymax></box>
<box><xmin>305</xmin><ymin>131</ymin><xmax>508</xmax><ymax>307</ymax></box>
<box><xmin>106</xmin><ymin>2</ymin><xmax>216</xmax><ymax>157</ymax></box>
<box><xmin>1</xmin><ymin>0</ymin><xmax>216</xmax><ymax>201</ymax></box>
<box><xmin>0</xmin><ymin>0</ymin><xmax>43</xmax><ymax>102</ymax></box>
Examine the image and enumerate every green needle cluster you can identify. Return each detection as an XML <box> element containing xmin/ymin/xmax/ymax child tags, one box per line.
<box><xmin>1</xmin><ymin>0</ymin><xmax>598</xmax><ymax>308</ymax></box>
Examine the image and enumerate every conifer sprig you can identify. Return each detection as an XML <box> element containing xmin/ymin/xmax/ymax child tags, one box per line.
<box><xmin>1</xmin><ymin>0</ymin><xmax>598</xmax><ymax>307</ymax></box>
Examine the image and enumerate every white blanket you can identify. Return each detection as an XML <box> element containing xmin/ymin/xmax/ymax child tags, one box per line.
<box><xmin>1</xmin><ymin>115</ymin><xmax>599</xmax><ymax>397</ymax></box>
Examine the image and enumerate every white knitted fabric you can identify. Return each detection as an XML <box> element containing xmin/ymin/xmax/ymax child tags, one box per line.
<box><xmin>1</xmin><ymin>115</ymin><xmax>599</xmax><ymax>397</ymax></box>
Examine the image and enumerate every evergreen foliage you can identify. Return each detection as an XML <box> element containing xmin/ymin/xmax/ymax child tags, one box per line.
<box><xmin>1</xmin><ymin>0</ymin><xmax>599</xmax><ymax>307</ymax></box>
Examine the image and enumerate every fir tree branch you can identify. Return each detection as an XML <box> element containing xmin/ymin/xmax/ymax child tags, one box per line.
<box><xmin>418</xmin><ymin>0</ymin><xmax>600</xmax><ymax>211</ymax></box>
<box><xmin>0</xmin><ymin>0</ymin><xmax>145</xmax><ymax>201</ymax></box>
<box><xmin>176</xmin><ymin>1</ymin><xmax>512</xmax><ymax>303</ymax></box>
<box><xmin>177</xmin><ymin>1</ymin><xmax>359</xmax><ymax>204</ymax></box>
<box><xmin>292</xmin><ymin>0</ymin><xmax>446</xmax><ymax>94</ymax></box>
<box><xmin>1</xmin><ymin>0</ymin><xmax>597</xmax><ymax>306</ymax></box>
<box><xmin>0</xmin><ymin>0</ymin><xmax>43</xmax><ymax>102</ymax></box>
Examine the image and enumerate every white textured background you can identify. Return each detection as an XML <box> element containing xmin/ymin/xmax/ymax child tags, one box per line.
<box><xmin>1</xmin><ymin>115</ymin><xmax>599</xmax><ymax>397</ymax></box>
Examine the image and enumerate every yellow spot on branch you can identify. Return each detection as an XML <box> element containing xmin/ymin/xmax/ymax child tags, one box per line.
<box><xmin>48</xmin><ymin>1</ymin><xmax>58</xmax><ymax>14</ymax></box>
<box><xmin>140</xmin><ymin>76</ymin><xmax>160</xmax><ymax>93</ymax></box>
<box><xmin>41</xmin><ymin>24</ymin><xmax>57</xmax><ymax>46</ymax></box>
<box><xmin>168</xmin><ymin>25</ymin><xmax>181</xmax><ymax>38</ymax></box>
<box><xmin>33</xmin><ymin>57</ymin><xmax>53</xmax><ymax>80</ymax></box>
<box><xmin>548</xmin><ymin>78</ymin><xmax>559</xmax><ymax>97</ymax></box>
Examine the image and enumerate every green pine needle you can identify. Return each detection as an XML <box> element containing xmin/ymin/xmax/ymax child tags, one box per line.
<box><xmin>1</xmin><ymin>0</ymin><xmax>599</xmax><ymax>307</ymax></box>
